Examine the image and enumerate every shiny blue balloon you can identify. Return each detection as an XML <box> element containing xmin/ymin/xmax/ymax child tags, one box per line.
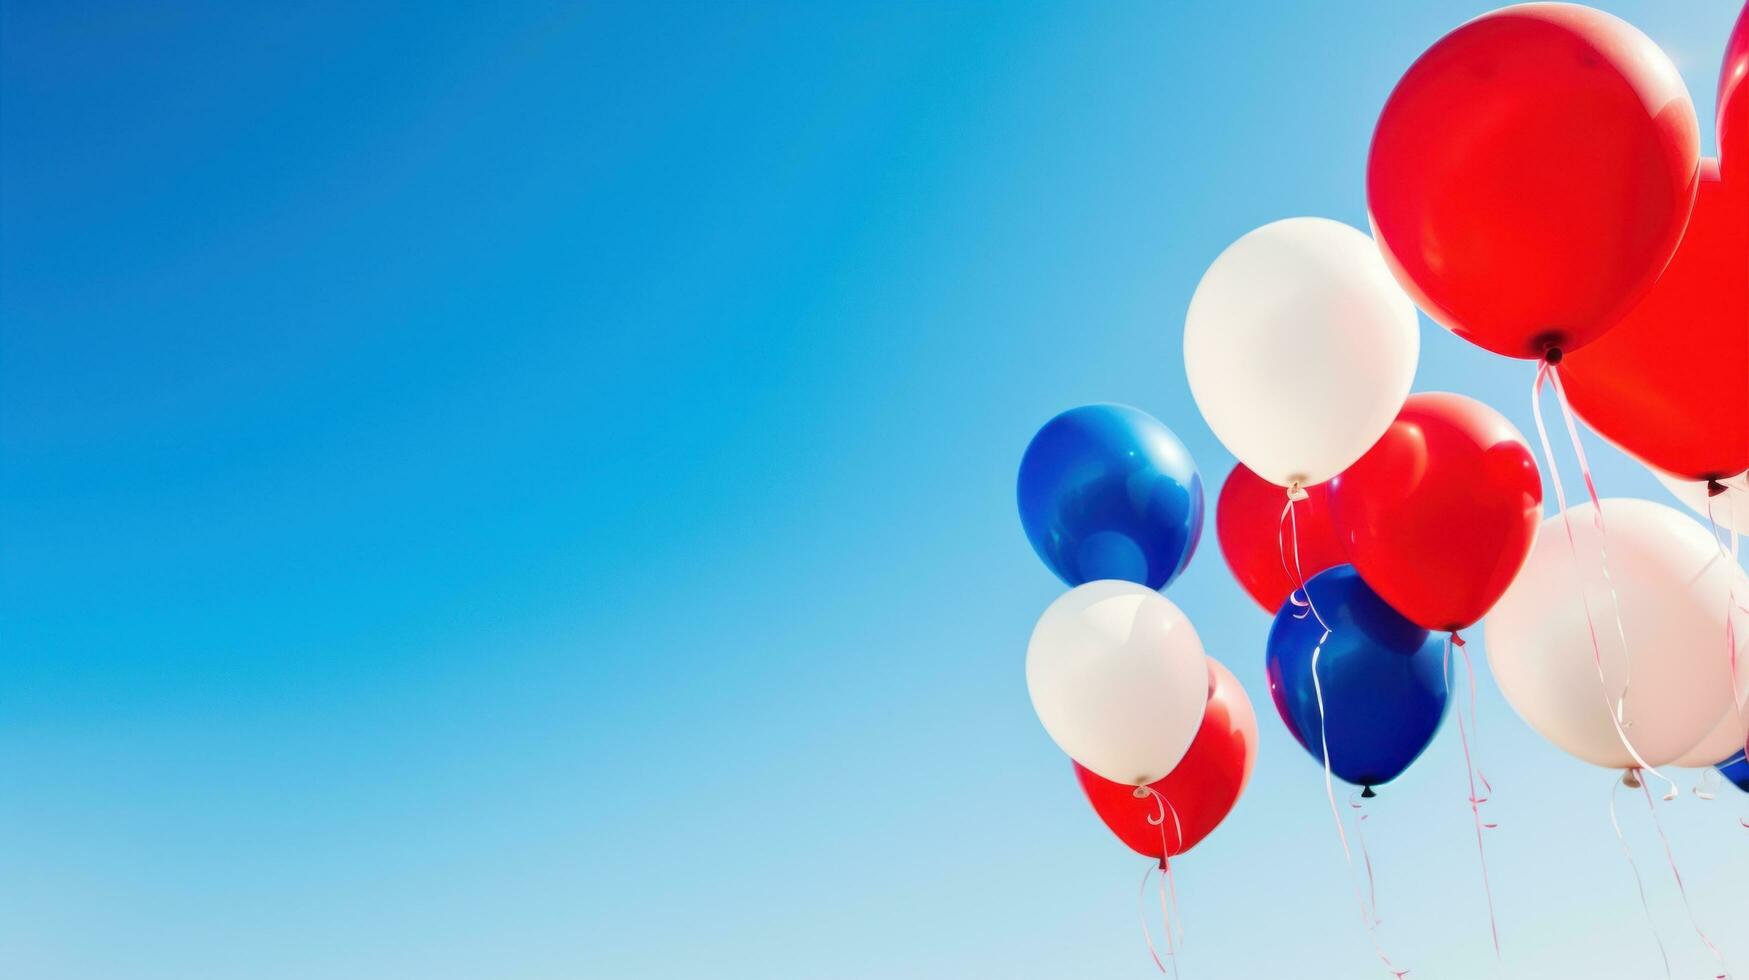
<box><xmin>1017</xmin><ymin>404</ymin><xmax>1203</xmax><ymax>591</ymax></box>
<box><xmin>1719</xmin><ymin>749</ymin><xmax>1749</xmax><ymax>794</ymax></box>
<box><xmin>1266</xmin><ymin>565</ymin><xmax>1449</xmax><ymax>790</ymax></box>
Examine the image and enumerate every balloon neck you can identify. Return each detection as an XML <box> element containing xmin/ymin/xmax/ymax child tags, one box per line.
<box><xmin>1285</xmin><ymin>480</ymin><xmax>1309</xmax><ymax>503</ymax></box>
<box><xmin>1158</xmin><ymin>855</ymin><xmax>1170</xmax><ymax>872</ymax></box>
<box><xmin>1360</xmin><ymin>785</ymin><xmax>1377</xmax><ymax>799</ymax></box>
<box><xmin>1449</xmin><ymin>631</ymin><xmax>1466</xmax><ymax>648</ymax></box>
<box><xmin>1707</xmin><ymin>479</ymin><xmax>1729</xmax><ymax>498</ymax></box>
<box><xmin>1621</xmin><ymin>769</ymin><xmax>1642</xmax><ymax>789</ymax></box>
<box><xmin>1541</xmin><ymin>346</ymin><xmax>1563</xmax><ymax>366</ymax></box>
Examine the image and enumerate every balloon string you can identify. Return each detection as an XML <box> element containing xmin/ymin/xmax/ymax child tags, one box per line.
<box><xmin>1278</xmin><ymin>490</ymin><xmax>1331</xmax><ymax>634</ymax></box>
<box><xmin>1609</xmin><ymin>776</ymin><xmax>1673</xmax><ymax>980</ymax></box>
<box><xmin>1637</xmin><ymin>780</ymin><xmax>1734</xmax><ymax>978</ymax></box>
<box><xmin>1311</xmin><ymin>639</ymin><xmax>1409</xmax><ymax>978</ymax></box>
<box><xmin>1444</xmin><ymin>633</ymin><xmax>1501</xmax><ymax>957</ymax></box>
<box><xmin>1348</xmin><ymin>792</ymin><xmax>1379</xmax><ymax>921</ymax></box>
<box><xmin>1133</xmin><ymin>787</ymin><xmax>1185</xmax><ymax>972</ymax></box>
<box><xmin>1531</xmin><ymin>362</ymin><xmax>1677</xmax><ymax>799</ymax></box>
<box><xmin>1137</xmin><ymin>863</ymin><xmax>1174</xmax><ymax>976</ymax></box>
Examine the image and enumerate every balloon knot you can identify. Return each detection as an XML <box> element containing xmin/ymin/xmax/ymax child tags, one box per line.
<box><xmin>1707</xmin><ymin>479</ymin><xmax>1728</xmax><ymax>498</ymax></box>
<box><xmin>1621</xmin><ymin>769</ymin><xmax>1642</xmax><ymax>789</ymax></box>
<box><xmin>1361</xmin><ymin>786</ymin><xmax>1377</xmax><ymax>799</ymax></box>
<box><xmin>1541</xmin><ymin>346</ymin><xmax>1563</xmax><ymax>365</ymax></box>
<box><xmin>1158</xmin><ymin>856</ymin><xmax>1170</xmax><ymax>872</ymax></box>
<box><xmin>1285</xmin><ymin>481</ymin><xmax>1309</xmax><ymax>503</ymax></box>
<box><xmin>1450</xmin><ymin>631</ymin><xmax>1466</xmax><ymax>648</ymax></box>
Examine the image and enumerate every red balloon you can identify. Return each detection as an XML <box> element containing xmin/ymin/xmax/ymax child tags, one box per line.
<box><xmin>1328</xmin><ymin>393</ymin><xmax>1543</xmax><ymax>632</ymax></box>
<box><xmin>1075</xmin><ymin>658</ymin><xmax>1256</xmax><ymax>861</ymax></box>
<box><xmin>1368</xmin><ymin>4</ymin><xmax>1700</xmax><ymax>359</ymax></box>
<box><xmin>1561</xmin><ymin>162</ymin><xmax>1749</xmax><ymax>482</ymax></box>
<box><xmin>1720</xmin><ymin>3</ymin><xmax>1748</xmax><ymax>181</ymax></box>
<box><xmin>1216</xmin><ymin>463</ymin><xmax>1345</xmax><ymax>613</ymax></box>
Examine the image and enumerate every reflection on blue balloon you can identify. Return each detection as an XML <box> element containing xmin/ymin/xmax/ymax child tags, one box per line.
<box><xmin>1719</xmin><ymin>749</ymin><xmax>1749</xmax><ymax>794</ymax></box>
<box><xmin>1266</xmin><ymin>565</ymin><xmax>1448</xmax><ymax>790</ymax></box>
<box><xmin>1016</xmin><ymin>404</ymin><xmax>1203</xmax><ymax>591</ymax></box>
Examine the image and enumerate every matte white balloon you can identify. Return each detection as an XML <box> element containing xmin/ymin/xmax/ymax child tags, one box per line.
<box><xmin>1485</xmin><ymin>498</ymin><xmax>1749</xmax><ymax>770</ymax></box>
<box><xmin>1026</xmin><ymin>581</ymin><xmax>1208</xmax><ymax>785</ymax></box>
<box><xmin>1184</xmin><ymin>217</ymin><xmax>1419</xmax><ymax>487</ymax></box>
<box><xmin>1674</xmin><ymin>699</ymin><xmax>1749</xmax><ymax>768</ymax></box>
<box><xmin>1652</xmin><ymin>469</ymin><xmax>1747</xmax><ymax>534</ymax></box>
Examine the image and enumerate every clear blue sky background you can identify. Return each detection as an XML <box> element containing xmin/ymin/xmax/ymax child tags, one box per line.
<box><xmin>3</xmin><ymin>3</ymin><xmax>1745</xmax><ymax>978</ymax></box>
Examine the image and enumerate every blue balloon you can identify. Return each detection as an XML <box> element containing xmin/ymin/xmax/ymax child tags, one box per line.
<box><xmin>1017</xmin><ymin>404</ymin><xmax>1203</xmax><ymax>591</ymax></box>
<box><xmin>1266</xmin><ymin>565</ymin><xmax>1449</xmax><ymax>790</ymax></box>
<box><xmin>1718</xmin><ymin>750</ymin><xmax>1749</xmax><ymax>794</ymax></box>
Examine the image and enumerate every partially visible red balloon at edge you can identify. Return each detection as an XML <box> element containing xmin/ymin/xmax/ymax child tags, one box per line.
<box><xmin>1328</xmin><ymin>393</ymin><xmax>1543</xmax><ymax>633</ymax></box>
<box><xmin>1720</xmin><ymin>2</ymin><xmax>1749</xmax><ymax>181</ymax></box>
<box><xmin>1075</xmin><ymin>658</ymin><xmax>1257</xmax><ymax>861</ymax></box>
<box><xmin>1216</xmin><ymin>463</ymin><xmax>1345</xmax><ymax>613</ymax></box>
<box><xmin>1367</xmin><ymin>3</ymin><xmax>1700</xmax><ymax>359</ymax></box>
<box><xmin>1561</xmin><ymin>161</ymin><xmax>1749</xmax><ymax>482</ymax></box>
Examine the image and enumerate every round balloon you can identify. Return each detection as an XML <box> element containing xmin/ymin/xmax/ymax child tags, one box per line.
<box><xmin>1184</xmin><ymin>217</ymin><xmax>1418</xmax><ymax>488</ymax></box>
<box><xmin>1560</xmin><ymin>162</ymin><xmax>1749</xmax><ymax>482</ymax></box>
<box><xmin>1027</xmin><ymin>581</ymin><xmax>1209</xmax><ymax>785</ymax></box>
<box><xmin>1217</xmin><ymin>464</ymin><xmax>1346</xmax><ymax>613</ymax></box>
<box><xmin>1074</xmin><ymin>657</ymin><xmax>1257</xmax><ymax>859</ymax></box>
<box><xmin>1720</xmin><ymin>2</ymin><xmax>1749</xmax><ymax>181</ymax></box>
<box><xmin>1485</xmin><ymin>499</ymin><xmax>1749</xmax><ymax>769</ymax></box>
<box><xmin>1675</xmin><ymin>700</ymin><xmax>1749</xmax><ymax>769</ymax></box>
<box><xmin>1652</xmin><ymin>469</ymin><xmax>1748</xmax><ymax>534</ymax></box>
<box><xmin>1017</xmin><ymin>404</ymin><xmax>1204</xmax><ymax>591</ymax></box>
<box><xmin>1328</xmin><ymin>392</ymin><xmax>1542</xmax><ymax>632</ymax></box>
<box><xmin>1368</xmin><ymin>3</ymin><xmax>1700</xmax><ymax>359</ymax></box>
<box><xmin>1720</xmin><ymin>749</ymin><xmax>1749</xmax><ymax>793</ymax></box>
<box><xmin>1266</xmin><ymin>565</ymin><xmax>1449</xmax><ymax>789</ymax></box>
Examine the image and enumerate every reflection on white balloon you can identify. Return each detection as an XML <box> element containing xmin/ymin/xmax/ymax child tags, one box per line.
<box><xmin>1485</xmin><ymin>498</ymin><xmax>1749</xmax><ymax>770</ymax></box>
<box><xmin>1184</xmin><ymin>217</ymin><xmax>1418</xmax><ymax>488</ymax></box>
<box><xmin>1026</xmin><ymin>581</ymin><xmax>1208</xmax><ymax>785</ymax></box>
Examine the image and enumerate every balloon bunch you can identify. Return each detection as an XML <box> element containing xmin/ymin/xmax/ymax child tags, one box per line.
<box><xmin>1018</xmin><ymin>405</ymin><xmax>1255</xmax><ymax>967</ymax></box>
<box><xmin>1017</xmin><ymin>3</ymin><xmax>1749</xmax><ymax>972</ymax></box>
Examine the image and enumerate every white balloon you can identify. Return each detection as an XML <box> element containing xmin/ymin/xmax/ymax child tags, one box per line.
<box><xmin>1674</xmin><ymin>700</ymin><xmax>1749</xmax><ymax>768</ymax></box>
<box><xmin>1652</xmin><ymin>469</ymin><xmax>1748</xmax><ymax>534</ymax></box>
<box><xmin>1485</xmin><ymin>498</ymin><xmax>1749</xmax><ymax>770</ymax></box>
<box><xmin>1184</xmin><ymin>217</ymin><xmax>1419</xmax><ymax>487</ymax></box>
<box><xmin>1026</xmin><ymin>581</ymin><xmax>1208</xmax><ymax>785</ymax></box>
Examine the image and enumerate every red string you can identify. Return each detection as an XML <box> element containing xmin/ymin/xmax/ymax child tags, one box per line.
<box><xmin>1134</xmin><ymin>787</ymin><xmax>1184</xmax><ymax>975</ymax></box>
<box><xmin>1445</xmin><ymin>633</ymin><xmax>1500</xmax><ymax>956</ymax></box>
<box><xmin>1638</xmin><ymin>780</ymin><xmax>1734</xmax><ymax>978</ymax></box>
<box><xmin>1609</xmin><ymin>775</ymin><xmax>1674</xmax><ymax>980</ymax></box>
<box><xmin>1531</xmin><ymin>362</ymin><xmax>1677</xmax><ymax>798</ymax></box>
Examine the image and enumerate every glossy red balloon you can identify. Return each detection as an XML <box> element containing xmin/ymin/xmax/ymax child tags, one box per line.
<box><xmin>1328</xmin><ymin>393</ymin><xmax>1543</xmax><ymax>632</ymax></box>
<box><xmin>1561</xmin><ymin>161</ymin><xmax>1749</xmax><ymax>482</ymax></box>
<box><xmin>1075</xmin><ymin>658</ymin><xmax>1256</xmax><ymax>861</ymax></box>
<box><xmin>1368</xmin><ymin>4</ymin><xmax>1700</xmax><ymax>359</ymax></box>
<box><xmin>1720</xmin><ymin>2</ymin><xmax>1749</xmax><ymax>181</ymax></box>
<box><xmin>1215</xmin><ymin>463</ymin><xmax>1345</xmax><ymax>613</ymax></box>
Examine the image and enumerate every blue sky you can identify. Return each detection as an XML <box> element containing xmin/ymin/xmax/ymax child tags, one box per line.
<box><xmin>2</xmin><ymin>3</ymin><xmax>1744</xmax><ymax>977</ymax></box>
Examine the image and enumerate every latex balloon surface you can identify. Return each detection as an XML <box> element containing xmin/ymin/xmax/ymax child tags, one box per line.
<box><xmin>1485</xmin><ymin>499</ymin><xmax>1749</xmax><ymax>769</ymax></box>
<box><xmin>1720</xmin><ymin>2</ymin><xmax>1749</xmax><ymax>181</ymax></box>
<box><xmin>1328</xmin><ymin>392</ymin><xmax>1542</xmax><ymax>631</ymax></box>
<box><xmin>1368</xmin><ymin>3</ymin><xmax>1700</xmax><ymax>359</ymax></box>
<box><xmin>1560</xmin><ymin>162</ymin><xmax>1749</xmax><ymax>482</ymax></box>
<box><xmin>1216</xmin><ymin>464</ymin><xmax>1345</xmax><ymax>613</ymax></box>
<box><xmin>1652</xmin><ymin>470</ymin><xmax>1748</xmax><ymax>535</ymax></box>
<box><xmin>1027</xmin><ymin>581</ymin><xmax>1209</xmax><ymax>785</ymax></box>
<box><xmin>1266</xmin><ymin>565</ymin><xmax>1448</xmax><ymax>788</ymax></box>
<box><xmin>1017</xmin><ymin>404</ymin><xmax>1203</xmax><ymax>591</ymax></box>
<box><xmin>1184</xmin><ymin>217</ymin><xmax>1417</xmax><ymax>487</ymax></box>
<box><xmin>1074</xmin><ymin>657</ymin><xmax>1256</xmax><ymax>859</ymax></box>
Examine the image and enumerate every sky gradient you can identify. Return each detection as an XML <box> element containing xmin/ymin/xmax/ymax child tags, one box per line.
<box><xmin>3</xmin><ymin>3</ymin><xmax>1746</xmax><ymax>977</ymax></box>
